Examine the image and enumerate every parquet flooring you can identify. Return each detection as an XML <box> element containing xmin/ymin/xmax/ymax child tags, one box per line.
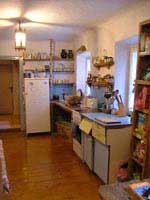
<box><xmin>0</xmin><ymin>132</ymin><xmax>101</xmax><ymax>200</ymax></box>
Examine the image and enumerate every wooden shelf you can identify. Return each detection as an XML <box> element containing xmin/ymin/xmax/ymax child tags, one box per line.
<box><xmin>24</xmin><ymin>59</ymin><xmax>49</xmax><ymax>61</ymax></box>
<box><xmin>23</xmin><ymin>58</ymin><xmax>74</xmax><ymax>62</ymax></box>
<box><xmin>87</xmin><ymin>81</ymin><xmax>114</xmax><ymax>88</ymax></box>
<box><xmin>135</xmin><ymin>109</ymin><xmax>150</xmax><ymax>114</ymax></box>
<box><xmin>135</xmin><ymin>80</ymin><xmax>150</xmax><ymax>85</ymax></box>
<box><xmin>139</xmin><ymin>52</ymin><xmax>150</xmax><ymax>57</ymax></box>
<box><xmin>53</xmin><ymin>58</ymin><xmax>74</xmax><ymax>61</ymax></box>
<box><xmin>53</xmin><ymin>70</ymin><xmax>74</xmax><ymax>73</ymax></box>
<box><xmin>93</xmin><ymin>61</ymin><xmax>114</xmax><ymax>68</ymax></box>
<box><xmin>131</xmin><ymin>156</ymin><xmax>144</xmax><ymax>167</ymax></box>
<box><xmin>52</xmin><ymin>83</ymin><xmax>75</xmax><ymax>85</ymax></box>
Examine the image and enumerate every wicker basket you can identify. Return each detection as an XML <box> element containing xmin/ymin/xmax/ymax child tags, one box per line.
<box><xmin>55</xmin><ymin>121</ymin><xmax>64</xmax><ymax>135</ymax></box>
<box><xmin>55</xmin><ymin>121</ymin><xmax>72</xmax><ymax>142</ymax></box>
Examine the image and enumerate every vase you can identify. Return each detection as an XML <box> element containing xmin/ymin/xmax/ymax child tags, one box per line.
<box><xmin>68</xmin><ymin>50</ymin><xmax>74</xmax><ymax>59</ymax></box>
<box><xmin>61</xmin><ymin>49</ymin><xmax>67</xmax><ymax>59</ymax></box>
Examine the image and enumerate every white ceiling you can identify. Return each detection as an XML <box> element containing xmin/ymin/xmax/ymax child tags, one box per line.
<box><xmin>0</xmin><ymin>0</ymin><xmax>140</xmax><ymax>41</ymax></box>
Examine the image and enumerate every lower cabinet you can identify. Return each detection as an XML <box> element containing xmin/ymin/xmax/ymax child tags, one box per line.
<box><xmin>93</xmin><ymin>139</ymin><xmax>109</xmax><ymax>184</ymax></box>
<box><xmin>92</xmin><ymin>123</ymin><xmax>131</xmax><ymax>184</ymax></box>
<box><xmin>82</xmin><ymin>132</ymin><xmax>94</xmax><ymax>170</ymax></box>
<box><xmin>79</xmin><ymin>117</ymin><xmax>131</xmax><ymax>184</ymax></box>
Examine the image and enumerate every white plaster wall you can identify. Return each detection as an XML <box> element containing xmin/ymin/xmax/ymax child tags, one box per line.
<box><xmin>75</xmin><ymin>0</ymin><xmax>150</xmax><ymax>77</ymax></box>
<box><xmin>74</xmin><ymin>28</ymin><xmax>98</xmax><ymax>56</ymax></box>
<box><xmin>97</xmin><ymin>0</ymin><xmax>149</xmax><ymax>106</ymax></box>
<box><xmin>96</xmin><ymin>27</ymin><xmax>115</xmax><ymax>76</ymax></box>
<box><xmin>74</xmin><ymin>28</ymin><xmax>99</xmax><ymax>75</ymax></box>
<box><xmin>0</xmin><ymin>40</ymin><xmax>74</xmax><ymax>57</ymax></box>
<box><xmin>99</xmin><ymin>0</ymin><xmax>150</xmax><ymax>43</ymax></box>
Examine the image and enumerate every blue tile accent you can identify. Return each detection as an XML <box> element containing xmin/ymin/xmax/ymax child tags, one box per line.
<box><xmin>52</xmin><ymin>84</ymin><xmax>75</xmax><ymax>99</ymax></box>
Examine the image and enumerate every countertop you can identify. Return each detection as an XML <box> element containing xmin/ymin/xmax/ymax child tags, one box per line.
<box><xmin>81</xmin><ymin>112</ymin><xmax>131</xmax><ymax>128</ymax></box>
<box><xmin>50</xmin><ymin>100</ymin><xmax>98</xmax><ymax>113</ymax></box>
<box><xmin>99</xmin><ymin>179</ymin><xmax>150</xmax><ymax>200</ymax></box>
<box><xmin>51</xmin><ymin>101</ymin><xmax>131</xmax><ymax>127</ymax></box>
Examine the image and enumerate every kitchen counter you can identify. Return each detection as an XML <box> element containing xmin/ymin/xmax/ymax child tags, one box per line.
<box><xmin>99</xmin><ymin>179</ymin><xmax>150</xmax><ymax>200</ymax></box>
<box><xmin>50</xmin><ymin>100</ymin><xmax>98</xmax><ymax>132</ymax></box>
<box><xmin>50</xmin><ymin>100</ymin><xmax>98</xmax><ymax>113</ymax></box>
<box><xmin>81</xmin><ymin>112</ymin><xmax>131</xmax><ymax>128</ymax></box>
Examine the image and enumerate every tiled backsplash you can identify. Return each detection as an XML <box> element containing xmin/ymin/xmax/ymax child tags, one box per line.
<box><xmin>52</xmin><ymin>84</ymin><xmax>76</xmax><ymax>100</ymax></box>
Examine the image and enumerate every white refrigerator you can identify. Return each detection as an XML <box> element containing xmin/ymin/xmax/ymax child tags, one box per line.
<box><xmin>24</xmin><ymin>78</ymin><xmax>51</xmax><ymax>135</ymax></box>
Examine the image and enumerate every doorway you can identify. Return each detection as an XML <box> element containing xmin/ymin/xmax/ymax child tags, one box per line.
<box><xmin>0</xmin><ymin>60</ymin><xmax>20</xmax><ymax>131</ymax></box>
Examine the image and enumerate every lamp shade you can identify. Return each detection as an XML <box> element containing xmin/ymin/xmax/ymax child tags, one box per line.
<box><xmin>15</xmin><ymin>26</ymin><xmax>26</xmax><ymax>50</ymax></box>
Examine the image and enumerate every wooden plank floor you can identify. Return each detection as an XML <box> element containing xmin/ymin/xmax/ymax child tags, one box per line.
<box><xmin>0</xmin><ymin>132</ymin><xmax>102</xmax><ymax>200</ymax></box>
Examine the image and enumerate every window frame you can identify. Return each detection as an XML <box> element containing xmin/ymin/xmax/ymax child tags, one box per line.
<box><xmin>126</xmin><ymin>44</ymin><xmax>138</xmax><ymax>112</ymax></box>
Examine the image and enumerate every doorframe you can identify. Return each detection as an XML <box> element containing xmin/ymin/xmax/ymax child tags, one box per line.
<box><xmin>0</xmin><ymin>56</ymin><xmax>24</xmax><ymax>130</ymax></box>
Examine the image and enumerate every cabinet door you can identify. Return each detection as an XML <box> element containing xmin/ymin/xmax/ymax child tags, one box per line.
<box><xmin>94</xmin><ymin>139</ymin><xmax>109</xmax><ymax>184</ymax></box>
<box><xmin>82</xmin><ymin>133</ymin><xmax>93</xmax><ymax>170</ymax></box>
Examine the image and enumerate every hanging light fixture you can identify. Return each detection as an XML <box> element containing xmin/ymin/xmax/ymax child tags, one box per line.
<box><xmin>15</xmin><ymin>20</ymin><xmax>26</xmax><ymax>50</ymax></box>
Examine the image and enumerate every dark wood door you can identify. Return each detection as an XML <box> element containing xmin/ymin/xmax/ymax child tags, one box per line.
<box><xmin>0</xmin><ymin>65</ymin><xmax>13</xmax><ymax>114</ymax></box>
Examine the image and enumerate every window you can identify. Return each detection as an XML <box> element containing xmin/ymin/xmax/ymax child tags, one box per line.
<box><xmin>115</xmin><ymin>36</ymin><xmax>138</xmax><ymax>112</ymax></box>
<box><xmin>76</xmin><ymin>52</ymin><xmax>91</xmax><ymax>95</ymax></box>
<box><xmin>128</xmin><ymin>47</ymin><xmax>137</xmax><ymax>111</ymax></box>
<box><xmin>85</xmin><ymin>58</ymin><xmax>91</xmax><ymax>96</ymax></box>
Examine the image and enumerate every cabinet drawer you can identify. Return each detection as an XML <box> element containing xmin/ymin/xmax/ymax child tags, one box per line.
<box><xmin>79</xmin><ymin>118</ymin><xmax>92</xmax><ymax>134</ymax></box>
<box><xmin>92</xmin><ymin>123</ymin><xmax>106</xmax><ymax>144</ymax></box>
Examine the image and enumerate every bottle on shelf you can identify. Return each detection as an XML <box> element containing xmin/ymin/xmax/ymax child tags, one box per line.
<box><xmin>140</xmin><ymin>33</ymin><xmax>146</xmax><ymax>52</ymax></box>
<box><xmin>145</xmin><ymin>35</ymin><xmax>150</xmax><ymax>53</ymax></box>
<box><xmin>61</xmin><ymin>49</ymin><xmax>67</xmax><ymax>59</ymax></box>
<box><xmin>67</xmin><ymin>50</ymin><xmax>74</xmax><ymax>59</ymax></box>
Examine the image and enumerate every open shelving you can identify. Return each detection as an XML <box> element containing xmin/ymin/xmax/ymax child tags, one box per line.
<box><xmin>52</xmin><ymin>82</ymin><xmax>75</xmax><ymax>85</ymax></box>
<box><xmin>93</xmin><ymin>60</ymin><xmax>114</xmax><ymax>69</ymax></box>
<box><xmin>130</xmin><ymin>19</ymin><xmax>150</xmax><ymax>180</ymax></box>
<box><xmin>139</xmin><ymin>52</ymin><xmax>150</xmax><ymax>57</ymax></box>
<box><xmin>23</xmin><ymin>58</ymin><xmax>74</xmax><ymax>62</ymax></box>
<box><xmin>53</xmin><ymin>70</ymin><xmax>74</xmax><ymax>73</ymax></box>
<box><xmin>23</xmin><ymin>52</ymin><xmax>75</xmax><ymax>93</ymax></box>
<box><xmin>131</xmin><ymin>156</ymin><xmax>144</xmax><ymax>167</ymax></box>
<box><xmin>135</xmin><ymin>80</ymin><xmax>150</xmax><ymax>85</ymax></box>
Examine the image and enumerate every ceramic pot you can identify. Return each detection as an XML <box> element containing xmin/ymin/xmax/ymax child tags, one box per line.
<box><xmin>61</xmin><ymin>49</ymin><xmax>67</xmax><ymax>59</ymax></box>
<box><xmin>68</xmin><ymin>50</ymin><xmax>74</xmax><ymax>59</ymax></box>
